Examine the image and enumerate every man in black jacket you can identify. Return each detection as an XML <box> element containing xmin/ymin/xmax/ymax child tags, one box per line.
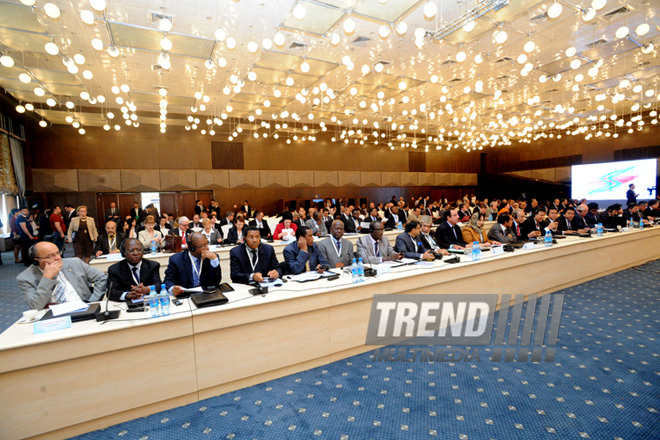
<box><xmin>107</xmin><ymin>238</ymin><xmax>162</xmax><ymax>301</ymax></box>
<box><xmin>435</xmin><ymin>208</ymin><xmax>467</xmax><ymax>249</ymax></box>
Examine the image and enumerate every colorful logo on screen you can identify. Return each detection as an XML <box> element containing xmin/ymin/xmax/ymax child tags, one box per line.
<box><xmin>588</xmin><ymin>166</ymin><xmax>637</xmax><ymax>195</ymax></box>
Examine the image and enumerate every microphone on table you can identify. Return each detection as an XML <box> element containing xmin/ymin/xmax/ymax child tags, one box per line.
<box><xmin>96</xmin><ymin>280</ymin><xmax>120</xmax><ymax>322</ymax></box>
<box><xmin>353</xmin><ymin>251</ymin><xmax>376</xmax><ymax>277</ymax></box>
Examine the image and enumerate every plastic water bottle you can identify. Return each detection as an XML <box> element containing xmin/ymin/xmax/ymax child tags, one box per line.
<box><xmin>471</xmin><ymin>242</ymin><xmax>481</xmax><ymax>261</ymax></box>
<box><xmin>639</xmin><ymin>219</ymin><xmax>644</xmax><ymax>230</ymax></box>
<box><xmin>544</xmin><ymin>229</ymin><xmax>553</xmax><ymax>247</ymax></box>
<box><xmin>596</xmin><ymin>223</ymin><xmax>603</xmax><ymax>237</ymax></box>
<box><xmin>159</xmin><ymin>284</ymin><xmax>170</xmax><ymax>316</ymax></box>
<box><xmin>397</xmin><ymin>221</ymin><xmax>403</xmax><ymax>230</ymax></box>
<box><xmin>357</xmin><ymin>257</ymin><xmax>365</xmax><ymax>282</ymax></box>
<box><xmin>148</xmin><ymin>286</ymin><xmax>159</xmax><ymax>318</ymax></box>
<box><xmin>150</xmin><ymin>240</ymin><xmax>157</xmax><ymax>255</ymax></box>
<box><xmin>351</xmin><ymin>258</ymin><xmax>358</xmax><ymax>284</ymax></box>
<box><xmin>489</xmin><ymin>214</ymin><xmax>493</xmax><ymax>221</ymax></box>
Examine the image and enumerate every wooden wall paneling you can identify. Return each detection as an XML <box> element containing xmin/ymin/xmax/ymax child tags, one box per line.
<box><xmin>434</xmin><ymin>173</ymin><xmax>450</xmax><ymax>186</ymax></box>
<box><xmin>465</xmin><ymin>174</ymin><xmax>478</xmax><ymax>186</ymax></box>
<box><xmin>400</xmin><ymin>172</ymin><xmax>418</xmax><ymax>187</ymax></box>
<box><xmin>180</xmin><ymin>193</ymin><xmax>198</xmax><ymax>218</ymax></box>
<box><xmin>121</xmin><ymin>170</ymin><xmax>161</xmax><ymax>192</ymax></box>
<box><xmin>408</xmin><ymin>151</ymin><xmax>426</xmax><ymax>172</ymax></box>
<box><xmin>117</xmin><ymin>193</ymin><xmax>141</xmax><ymax>218</ymax></box>
<box><xmin>160</xmin><ymin>193</ymin><xmax>176</xmax><ymax>217</ymax></box>
<box><xmin>211</xmin><ymin>142</ymin><xmax>244</xmax><ymax>169</ymax></box>
<box><xmin>196</xmin><ymin>191</ymin><xmax>213</xmax><ymax>211</ymax></box>
<box><xmin>78</xmin><ymin>169</ymin><xmax>122</xmax><ymax>192</ymax></box>
<box><xmin>288</xmin><ymin>170</ymin><xmax>314</xmax><ymax>188</ymax></box>
<box><xmin>259</xmin><ymin>170</ymin><xmax>289</xmax><ymax>188</ymax></box>
<box><xmin>196</xmin><ymin>170</ymin><xmax>230</xmax><ymax>190</ymax></box>
<box><xmin>160</xmin><ymin>170</ymin><xmax>196</xmax><ymax>191</ymax></box>
<box><xmin>360</xmin><ymin>171</ymin><xmax>381</xmax><ymax>187</ymax></box>
<box><xmin>418</xmin><ymin>172</ymin><xmax>434</xmax><ymax>186</ymax></box>
<box><xmin>381</xmin><ymin>172</ymin><xmax>401</xmax><ymax>187</ymax></box>
<box><xmin>337</xmin><ymin>171</ymin><xmax>361</xmax><ymax>187</ymax></box>
<box><xmin>31</xmin><ymin>169</ymin><xmax>79</xmax><ymax>192</ymax></box>
<box><xmin>449</xmin><ymin>173</ymin><xmax>467</xmax><ymax>186</ymax></box>
<box><xmin>228</xmin><ymin>170</ymin><xmax>260</xmax><ymax>188</ymax></box>
<box><xmin>313</xmin><ymin>171</ymin><xmax>338</xmax><ymax>188</ymax></box>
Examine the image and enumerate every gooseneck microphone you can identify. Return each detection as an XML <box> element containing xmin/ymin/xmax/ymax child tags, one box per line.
<box><xmin>96</xmin><ymin>280</ymin><xmax>120</xmax><ymax>321</ymax></box>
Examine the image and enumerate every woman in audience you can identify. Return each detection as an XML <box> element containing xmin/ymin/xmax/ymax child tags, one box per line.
<box><xmin>156</xmin><ymin>214</ymin><xmax>170</xmax><ymax>234</ymax></box>
<box><xmin>201</xmin><ymin>218</ymin><xmax>222</xmax><ymax>244</ymax></box>
<box><xmin>66</xmin><ymin>205</ymin><xmax>98</xmax><ymax>263</ymax></box>
<box><xmin>273</xmin><ymin>217</ymin><xmax>297</xmax><ymax>241</ymax></box>
<box><xmin>225</xmin><ymin>214</ymin><xmax>247</xmax><ymax>244</ymax></box>
<box><xmin>462</xmin><ymin>213</ymin><xmax>498</xmax><ymax>246</ymax></box>
<box><xmin>123</xmin><ymin>217</ymin><xmax>138</xmax><ymax>239</ymax></box>
<box><xmin>138</xmin><ymin>215</ymin><xmax>163</xmax><ymax>250</ymax></box>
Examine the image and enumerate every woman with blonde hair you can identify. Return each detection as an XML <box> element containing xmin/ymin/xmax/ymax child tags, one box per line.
<box><xmin>67</xmin><ymin>205</ymin><xmax>98</xmax><ymax>263</ymax></box>
<box><xmin>201</xmin><ymin>218</ymin><xmax>222</xmax><ymax>244</ymax></box>
<box><xmin>138</xmin><ymin>215</ymin><xmax>163</xmax><ymax>250</ymax></box>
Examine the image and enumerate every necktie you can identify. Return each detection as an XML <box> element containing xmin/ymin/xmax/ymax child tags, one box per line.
<box><xmin>193</xmin><ymin>258</ymin><xmax>201</xmax><ymax>286</ymax></box>
<box><xmin>516</xmin><ymin>224</ymin><xmax>520</xmax><ymax>236</ymax></box>
<box><xmin>182</xmin><ymin>232</ymin><xmax>186</xmax><ymax>245</ymax></box>
<box><xmin>305</xmin><ymin>255</ymin><xmax>310</xmax><ymax>272</ymax></box>
<box><xmin>335</xmin><ymin>239</ymin><xmax>341</xmax><ymax>253</ymax></box>
<box><xmin>109</xmin><ymin>235</ymin><xmax>116</xmax><ymax>251</ymax></box>
<box><xmin>452</xmin><ymin>226</ymin><xmax>457</xmax><ymax>240</ymax></box>
<box><xmin>54</xmin><ymin>274</ymin><xmax>67</xmax><ymax>303</ymax></box>
<box><xmin>374</xmin><ymin>241</ymin><xmax>380</xmax><ymax>257</ymax></box>
<box><xmin>132</xmin><ymin>266</ymin><xmax>140</xmax><ymax>284</ymax></box>
<box><xmin>250</xmin><ymin>248</ymin><xmax>258</xmax><ymax>266</ymax></box>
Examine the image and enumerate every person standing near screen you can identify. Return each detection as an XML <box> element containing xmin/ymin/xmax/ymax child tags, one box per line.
<box><xmin>626</xmin><ymin>184</ymin><xmax>638</xmax><ymax>205</ymax></box>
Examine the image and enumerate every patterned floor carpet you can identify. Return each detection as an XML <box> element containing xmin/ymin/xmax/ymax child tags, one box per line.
<box><xmin>64</xmin><ymin>258</ymin><xmax>660</xmax><ymax>440</ymax></box>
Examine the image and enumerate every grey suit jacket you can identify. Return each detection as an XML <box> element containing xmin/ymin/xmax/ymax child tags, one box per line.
<box><xmin>18</xmin><ymin>258</ymin><xmax>108</xmax><ymax>310</ymax></box>
<box><xmin>487</xmin><ymin>223</ymin><xmax>516</xmax><ymax>243</ymax></box>
<box><xmin>305</xmin><ymin>218</ymin><xmax>328</xmax><ymax>235</ymax></box>
<box><xmin>318</xmin><ymin>237</ymin><xmax>354</xmax><ymax>268</ymax></box>
<box><xmin>356</xmin><ymin>234</ymin><xmax>397</xmax><ymax>265</ymax></box>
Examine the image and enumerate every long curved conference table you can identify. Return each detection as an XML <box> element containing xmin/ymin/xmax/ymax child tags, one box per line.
<box><xmin>1</xmin><ymin>226</ymin><xmax>657</xmax><ymax>440</ymax></box>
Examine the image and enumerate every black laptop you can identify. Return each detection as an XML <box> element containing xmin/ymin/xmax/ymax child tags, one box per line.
<box><xmin>40</xmin><ymin>303</ymin><xmax>101</xmax><ymax>322</ymax></box>
<box><xmin>191</xmin><ymin>289</ymin><xmax>228</xmax><ymax>308</ymax></box>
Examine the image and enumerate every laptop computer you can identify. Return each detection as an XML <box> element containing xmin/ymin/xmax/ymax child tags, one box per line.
<box><xmin>191</xmin><ymin>290</ymin><xmax>228</xmax><ymax>308</ymax></box>
<box><xmin>40</xmin><ymin>303</ymin><xmax>101</xmax><ymax>322</ymax></box>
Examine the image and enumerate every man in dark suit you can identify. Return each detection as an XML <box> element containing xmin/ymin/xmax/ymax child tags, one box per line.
<box><xmin>435</xmin><ymin>208</ymin><xmax>467</xmax><ymax>249</ymax></box>
<box><xmin>521</xmin><ymin>208</ymin><xmax>545</xmax><ymax>239</ymax></box>
<box><xmin>384</xmin><ymin>206</ymin><xmax>403</xmax><ymax>229</ymax></box>
<box><xmin>249</xmin><ymin>211</ymin><xmax>272</xmax><ymax>239</ymax></box>
<box><xmin>419</xmin><ymin>217</ymin><xmax>449</xmax><ymax>254</ymax></box>
<box><xmin>626</xmin><ymin>184</ymin><xmax>638</xmax><ymax>205</ymax></box>
<box><xmin>557</xmin><ymin>208</ymin><xmax>587</xmax><ymax>234</ymax></box>
<box><xmin>194</xmin><ymin>200</ymin><xmax>206</xmax><ymax>216</ymax></box>
<box><xmin>229</xmin><ymin>226</ymin><xmax>281</xmax><ymax>284</ymax></box>
<box><xmin>283</xmin><ymin>226</ymin><xmax>330</xmax><ymax>274</ymax></box>
<box><xmin>597</xmin><ymin>204</ymin><xmax>626</xmax><ymax>229</ymax></box>
<box><xmin>573</xmin><ymin>204</ymin><xmax>590</xmax><ymax>229</ymax></box>
<box><xmin>164</xmin><ymin>232</ymin><xmax>222</xmax><ymax>296</ymax></box>
<box><xmin>585</xmin><ymin>203</ymin><xmax>599</xmax><ymax>227</ymax></box>
<box><xmin>241</xmin><ymin>200</ymin><xmax>252</xmax><ymax>217</ymax></box>
<box><xmin>457</xmin><ymin>203</ymin><xmax>471</xmax><ymax>222</ymax></box>
<box><xmin>511</xmin><ymin>209</ymin><xmax>526</xmax><ymax>241</ymax></box>
<box><xmin>107</xmin><ymin>238</ymin><xmax>162</xmax><ymax>301</ymax></box>
<box><xmin>367</xmin><ymin>208</ymin><xmax>381</xmax><ymax>224</ymax></box>
<box><xmin>395</xmin><ymin>220</ymin><xmax>435</xmax><ymax>260</ymax></box>
<box><xmin>130</xmin><ymin>202</ymin><xmax>143</xmax><ymax>221</ymax></box>
<box><xmin>105</xmin><ymin>202</ymin><xmax>121</xmax><ymax>224</ymax></box>
<box><xmin>342</xmin><ymin>208</ymin><xmax>362</xmax><ymax>233</ymax></box>
<box><xmin>94</xmin><ymin>221</ymin><xmax>125</xmax><ymax>257</ymax></box>
<box><xmin>63</xmin><ymin>204</ymin><xmax>76</xmax><ymax>230</ymax></box>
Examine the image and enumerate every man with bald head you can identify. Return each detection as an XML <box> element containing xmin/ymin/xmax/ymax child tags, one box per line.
<box><xmin>318</xmin><ymin>220</ymin><xmax>354</xmax><ymax>268</ymax></box>
<box><xmin>17</xmin><ymin>241</ymin><xmax>108</xmax><ymax>310</ymax></box>
<box><xmin>164</xmin><ymin>232</ymin><xmax>222</xmax><ymax>297</ymax></box>
<box><xmin>573</xmin><ymin>204</ymin><xmax>590</xmax><ymax>230</ymax></box>
<box><xmin>95</xmin><ymin>220</ymin><xmax>125</xmax><ymax>257</ymax></box>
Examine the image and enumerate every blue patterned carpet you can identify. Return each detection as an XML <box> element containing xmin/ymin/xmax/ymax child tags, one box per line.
<box><xmin>67</xmin><ymin>258</ymin><xmax>660</xmax><ymax>440</ymax></box>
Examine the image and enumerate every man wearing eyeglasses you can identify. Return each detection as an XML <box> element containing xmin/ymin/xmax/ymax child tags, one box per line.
<box><xmin>164</xmin><ymin>232</ymin><xmax>222</xmax><ymax>297</ymax></box>
<box><xmin>17</xmin><ymin>241</ymin><xmax>108</xmax><ymax>310</ymax></box>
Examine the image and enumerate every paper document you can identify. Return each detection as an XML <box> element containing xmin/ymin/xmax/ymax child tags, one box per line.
<box><xmin>182</xmin><ymin>286</ymin><xmax>204</xmax><ymax>293</ymax></box>
<box><xmin>260</xmin><ymin>279</ymin><xmax>284</xmax><ymax>288</ymax></box>
<box><xmin>360</xmin><ymin>222</ymin><xmax>371</xmax><ymax>229</ymax></box>
<box><xmin>106</xmin><ymin>253</ymin><xmax>123</xmax><ymax>261</ymax></box>
<box><xmin>290</xmin><ymin>272</ymin><xmax>322</xmax><ymax>282</ymax></box>
<box><xmin>50</xmin><ymin>301</ymin><xmax>89</xmax><ymax>316</ymax></box>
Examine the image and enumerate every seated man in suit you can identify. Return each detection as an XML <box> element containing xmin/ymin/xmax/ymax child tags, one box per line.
<box><xmin>384</xmin><ymin>206</ymin><xmax>403</xmax><ymax>229</ymax></box>
<box><xmin>18</xmin><ymin>241</ymin><xmax>107</xmax><ymax>310</ymax></box>
<box><xmin>229</xmin><ymin>226</ymin><xmax>281</xmax><ymax>284</ymax></box>
<box><xmin>106</xmin><ymin>238</ymin><xmax>162</xmax><ymax>301</ymax></box>
<box><xmin>318</xmin><ymin>220</ymin><xmax>354</xmax><ymax>268</ymax></box>
<box><xmin>356</xmin><ymin>221</ymin><xmax>403</xmax><ymax>264</ymax></box>
<box><xmin>190</xmin><ymin>214</ymin><xmax>203</xmax><ymax>229</ymax></box>
<box><xmin>305</xmin><ymin>211</ymin><xmax>328</xmax><ymax>236</ymax></box>
<box><xmin>419</xmin><ymin>217</ymin><xmax>449</xmax><ymax>255</ymax></box>
<box><xmin>249</xmin><ymin>211</ymin><xmax>272</xmax><ymax>239</ymax></box>
<box><xmin>407</xmin><ymin>206</ymin><xmax>422</xmax><ymax>224</ymax></box>
<box><xmin>520</xmin><ymin>208</ymin><xmax>546</xmax><ymax>239</ymax></box>
<box><xmin>164</xmin><ymin>232</ymin><xmax>222</xmax><ymax>297</ymax></box>
<box><xmin>540</xmin><ymin>207</ymin><xmax>560</xmax><ymax>233</ymax></box>
<box><xmin>395</xmin><ymin>220</ymin><xmax>436</xmax><ymax>260</ymax></box>
<box><xmin>367</xmin><ymin>207</ymin><xmax>381</xmax><ymax>224</ymax></box>
<box><xmin>94</xmin><ymin>220</ymin><xmax>125</xmax><ymax>257</ymax></box>
<box><xmin>219</xmin><ymin>211</ymin><xmax>234</xmax><ymax>228</ymax></box>
<box><xmin>168</xmin><ymin>216</ymin><xmax>192</xmax><ymax>249</ymax></box>
<box><xmin>585</xmin><ymin>202</ymin><xmax>599</xmax><ymax>227</ymax></box>
<box><xmin>511</xmin><ymin>209</ymin><xmax>526</xmax><ymax>241</ymax></box>
<box><xmin>487</xmin><ymin>214</ymin><xmax>517</xmax><ymax>243</ymax></box>
<box><xmin>557</xmin><ymin>208</ymin><xmax>588</xmax><ymax>234</ymax></box>
<box><xmin>435</xmin><ymin>208</ymin><xmax>468</xmax><ymax>249</ymax></box>
<box><xmin>597</xmin><ymin>204</ymin><xmax>626</xmax><ymax>229</ymax></box>
<box><xmin>643</xmin><ymin>199</ymin><xmax>659</xmax><ymax>221</ymax></box>
<box><xmin>342</xmin><ymin>208</ymin><xmax>362</xmax><ymax>233</ymax></box>
<box><xmin>573</xmin><ymin>204</ymin><xmax>591</xmax><ymax>229</ymax></box>
<box><xmin>283</xmin><ymin>226</ymin><xmax>330</xmax><ymax>274</ymax></box>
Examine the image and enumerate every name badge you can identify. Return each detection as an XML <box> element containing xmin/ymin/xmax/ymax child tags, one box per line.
<box><xmin>522</xmin><ymin>242</ymin><xmax>536</xmax><ymax>250</ymax></box>
<box><xmin>491</xmin><ymin>246</ymin><xmax>504</xmax><ymax>255</ymax></box>
<box><xmin>34</xmin><ymin>316</ymin><xmax>72</xmax><ymax>334</ymax></box>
